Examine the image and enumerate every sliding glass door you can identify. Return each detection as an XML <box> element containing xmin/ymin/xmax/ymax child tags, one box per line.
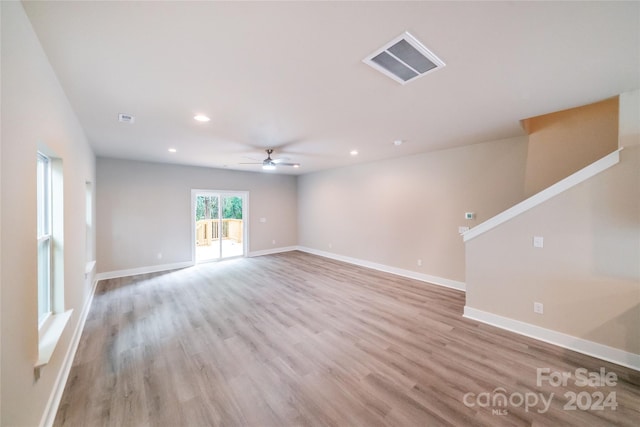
<box><xmin>193</xmin><ymin>191</ymin><xmax>247</xmax><ymax>262</ymax></box>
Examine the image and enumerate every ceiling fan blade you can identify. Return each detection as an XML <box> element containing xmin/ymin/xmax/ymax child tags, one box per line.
<box><xmin>239</xmin><ymin>149</ymin><xmax>299</xmax><ymax>167</ymax></box>
<box><xmin>242</xmin><ymin>155</ymin><xmax>264</xmax><ymax>161</ymax></box>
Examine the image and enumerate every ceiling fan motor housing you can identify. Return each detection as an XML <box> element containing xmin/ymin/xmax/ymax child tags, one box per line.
<box><xmin>264</xmin><ymin>149</ymin><xmax>275</xmax><ymax>166</ymax></box>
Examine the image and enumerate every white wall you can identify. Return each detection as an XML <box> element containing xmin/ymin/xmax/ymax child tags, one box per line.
<box><xmin>1</xmin><ymin>2</ymin><xmax>96</xmax><ymax>426</ymax></box>
<box><xmin>96</xmin><ymin>158</ymin><xmax>298</xmax><ymax>273</ymax></box>
<box><xmin>0</xmin><ymin>2</ymin><xmax>3</xmax><ymax>419</ymax></box>
<box><xmin>465</xmin><ymin>92</ymin><xmax>640</xmax><ymax>360</ymax></box>
<box><xmin>466</xmin><ymin>146</ymin><xmax>639</xmax><ymax>355</ymax></box>
<box><xmin>619</xmin><ymin>89</ymin><xmax>640</xmax><ymax>148</ymax></box>
<box><xmin>298</xmin><ymin>136</ymin><xmax>529</xmax><ymax>284</ymax></box>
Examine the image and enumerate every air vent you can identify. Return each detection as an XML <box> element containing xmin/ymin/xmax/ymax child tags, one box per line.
<box><xmin>363</xmin><ymin>32</ymin><xmax>445</xmax><ymax>85</ymax></box>
<box><xmin>118</xmin><ymin>113</ymin><xmax>135</xmax><ymax>124</ymax></box>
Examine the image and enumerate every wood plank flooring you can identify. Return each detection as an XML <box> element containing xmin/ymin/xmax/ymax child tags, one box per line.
<box><xmin>55</xmin><ymin>251</ymin><xmax>640</xmax><ymax>426</ymax></box>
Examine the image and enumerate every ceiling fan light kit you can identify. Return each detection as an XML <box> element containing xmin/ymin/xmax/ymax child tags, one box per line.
<box><xmin>193</xmin><ymin>114</ymin><xmax>211</xmax><ymax>122</ymax></box>
<box><xmin>240</xmin><ymin>148</ymin><xmax>300</xmax><ymax>172</ymax></box>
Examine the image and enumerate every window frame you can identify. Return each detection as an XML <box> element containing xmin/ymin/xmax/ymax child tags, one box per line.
<box><xmin>35</xmin><ymin>149</ymin><xmax>73</xmax><ymax>369</ymax></box>
<box><xmin>37</xmin><ymin>152</ymin><xmax>53</xmax><ymax>327</ymax></box>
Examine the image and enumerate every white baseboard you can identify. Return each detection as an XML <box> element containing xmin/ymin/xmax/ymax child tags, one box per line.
<box><xmin>39</xmin><ymin>274</ymin><xmax>100</xmax><ymax>427</ymax></box>
<box><xmin>248</xmin><ymin>246</ymin><xmax>298</xmax><ymax>258</ymax></box>
<box><xmin>95</xmin><ymin>261</ymin><xmax>194</xmax><ymax>282</ymax></box>
<box><xmin>296</xmin><ymin>246</ymin><xmax>465</xmax><ymax>292</ymax></box>
<box><xmin>464</xmin><ymin>306</ymin><xmax>640</xmax><ymax>371</ymax></box>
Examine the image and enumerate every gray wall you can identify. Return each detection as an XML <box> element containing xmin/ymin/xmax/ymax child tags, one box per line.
<box><xmin>465</xmin><ymin>91</ymin><xmax>640</xmax><ymax>355</ymax></box>
<box><xmin>466</xmin><ymin>145</ymin><xmax>640</xmax><ymax>354</ymax></box>
<box><xmin>1</xmin><ymin>2</ymin><xmax>96</xmax><ymax>425</ymax></box>
<box><xmin>297</xmin><ymin>136</ymin><xmax>529</xmax><ymax>283</ymax></box>
<box><xmin>96</xmin><ymin>158</ymin><xmax>298</xmax><ymax>273</ymax></box>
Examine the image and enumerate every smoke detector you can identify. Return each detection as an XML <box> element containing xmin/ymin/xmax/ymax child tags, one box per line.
<box><xmin>364</xmin><ymin>32</ymin><xmax>445</xmax><ymax>85</ymax></box>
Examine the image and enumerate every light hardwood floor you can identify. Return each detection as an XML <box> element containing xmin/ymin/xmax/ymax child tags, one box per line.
<box><xmin>55</xmin><ymin>251</ymin><xmax>640</xmax><ymax>426</ymax></box>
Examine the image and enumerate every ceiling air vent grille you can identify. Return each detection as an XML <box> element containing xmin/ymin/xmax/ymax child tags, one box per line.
<box><xmin>364</xmin><ymin>32</ymin><xmax>445</xmax><ymax>84</ymax></box>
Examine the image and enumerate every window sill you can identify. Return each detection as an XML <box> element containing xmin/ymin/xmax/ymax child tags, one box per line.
<box><xmin>35</xmin><ymin>309</ymin><xmax>73</xmax><ymax>368</ymax></box>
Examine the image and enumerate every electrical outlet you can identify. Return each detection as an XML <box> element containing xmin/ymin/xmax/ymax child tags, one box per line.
<box><xmin>328</xmin><ymin>243</ymin><xmax>332</xmax><ymax>249</ymax></box>
<box><xmin>272</xmin><ymin>239</ymin><xmax>276</xmax><ymax>245</ymax></box>
<box><xmin>157</xmin><ymin>253</ymin><xmax>163</xmax><ymax>259</ymax></box>
<box><xmin>417</xmin><ymin>259</ymin><xmax>422</xmax><ymax>267</ymax></box>
<box><xmin>534</xmin><ymin>302</ymin><xmax>544</xmax><ymax>314</ymax></box>
<box><xmin>458</xmin><ymin>226</ymin><xmax>470</xmax><ymax>234</ymax></box>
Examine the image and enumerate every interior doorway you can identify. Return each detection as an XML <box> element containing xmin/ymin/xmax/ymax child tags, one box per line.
<box><xmin>192</xmin><ymin>190</ymin><xmax>247</xmax><ymax>262</ymax></box>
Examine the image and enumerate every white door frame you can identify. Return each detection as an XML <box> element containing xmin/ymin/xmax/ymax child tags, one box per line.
<box><xmin>191</xmin><ymin>189</ymin><xmax>249</xmax><ymax>263</ymax></box>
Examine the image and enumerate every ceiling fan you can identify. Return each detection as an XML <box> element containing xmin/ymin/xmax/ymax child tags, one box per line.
<box><xmin>240</xmin><ymin>148</ymin><xmax>300</xmax><ymax>171</ymax></box>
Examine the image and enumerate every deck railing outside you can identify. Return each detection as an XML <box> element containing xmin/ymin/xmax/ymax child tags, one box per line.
<box><xmin>196</xmin><ymin>219</ymin><xmax>243</xmax><ymax>246</ymax></box>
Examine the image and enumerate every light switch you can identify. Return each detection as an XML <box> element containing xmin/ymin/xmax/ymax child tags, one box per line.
<box><xmin>533</xmin><ymin>236</ymin><xmax>544</xmax><ymax>248</ymax></box>
<box><xmin>259</xmin><ymin>217</ymin><xmax>267</xmax><ymax>223</ymax></box>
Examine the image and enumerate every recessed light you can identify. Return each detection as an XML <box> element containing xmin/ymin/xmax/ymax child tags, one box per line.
<box><xmin>168</xmin><ymin>148</ymin><xmax>177</xmax><ymax>153</ymax></box>
<box><xmin>350</xmin><ymin>150</ymin><xmax>359</xmax><ymax>156</ymax></box>
<box><xmin>194</xmin><ymin>115</ymin><xmax>210</xmax><ymax>122</ymax></box>
<box><xmin>293</xmin><ymin>164</ymin><xmax>300</xmax><ymax>168</ymax></box>
<box><xmin>393</xmin><ymin>139</ymin><xmax>404</xmax><ymax>146</ymax></box>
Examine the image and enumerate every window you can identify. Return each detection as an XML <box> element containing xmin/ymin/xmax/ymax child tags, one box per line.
<box><xmin>85</xmin><ymin>181</ymin><xmax>94</xmax><ymax>263</ymax></box>
<box><xmin>37</xmin><ymin>152</ymin><xmax>52</xmax><ymax>326</ymax></box>
<box><xmin>35</xmin><ymin>150</ymin><xmax>72</xmax><ymax>369</ymax></box>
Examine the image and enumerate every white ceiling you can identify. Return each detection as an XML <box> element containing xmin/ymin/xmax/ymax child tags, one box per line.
<box><xmin>23</xmin><ymin>1</ymin><xmax>640</xmax><ymax>175</ymax></box>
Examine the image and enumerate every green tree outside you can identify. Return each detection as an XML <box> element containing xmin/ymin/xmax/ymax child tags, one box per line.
<box><xmin>196</xmin><ymin>195</ymin><xmax>242</xmax><ymax>220</ymax></box>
